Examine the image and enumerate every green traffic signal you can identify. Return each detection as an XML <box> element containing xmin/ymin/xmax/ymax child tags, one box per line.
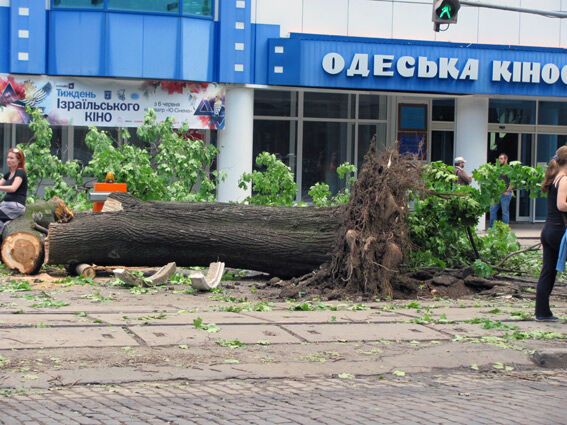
<box><xmin>432</xmin><ymin>0</ymin><xmax>460</xmax><ymax>29</ymax></box>
<box><xmin>439</xmin><ymin>5</ymin><xmax>452</xmax><ymax>19</ymax></box>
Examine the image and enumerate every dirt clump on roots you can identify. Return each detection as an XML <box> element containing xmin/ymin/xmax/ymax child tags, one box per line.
<box><xmin>281</xmin><ymin>144</ymin><xmax>425</xmax><ymax>300</ymax></box>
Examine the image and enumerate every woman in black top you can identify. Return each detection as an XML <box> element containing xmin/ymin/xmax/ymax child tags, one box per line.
<box><xmin>536</xmin><ymin>145</ymin><xmax>567</xmax><ymax>322</ymax></box>
<box><xmin>0</xmin><ymin>148</ymin><xmax>28</xmax><ymax>233</ymax></box>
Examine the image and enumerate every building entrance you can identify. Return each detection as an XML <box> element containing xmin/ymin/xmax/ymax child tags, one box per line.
<box><xmin>487</xmin><ymin>132</ymin><xmax>533</xmax><ymax>222</ymax></box>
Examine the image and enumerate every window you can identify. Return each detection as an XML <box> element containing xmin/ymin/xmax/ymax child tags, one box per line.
<box><xmin>357</xmin><ymin>123</ymin><xmax>387</xmax><ymax>168</ymax></box>
<box><xmin>398</xmin><ymin>104</ymin><xmax>427</xmax><ymax>160</ymax></box>
<box><xmin>304</xmin><ymin>92</ymin><xmax>352</xmax><ymax>119</ymax></box>
<box><xmin>253</xmin><ymin>120</ymin><xmax>297</xmax><ymax>171</ymax></box>
<box><xmin>358</xmin><ymin>95</ymin><xmax>387</xmax><ymax>120</ymax></box>
<box><xmin>302</xmin><ymin>122</ymin><xmax>352</xmax><ymax>196</ymax></box>
<box><xmin>73</xmin><ymin>126</ymin><xmax>120</xmax><ymax>167</ymax></box>
<box><xmin>54</xmin><ymin>0</ymin><xmax>213</xmax><ymax>16</ymax></box>
<box><xmin>16</xmin><ymin>125</ymin><xmax>64</xmax><ymax>159</ymax></box>
<box><xmin>539</xmin><ymin>101</ymin><xmax>567</xmax><ymax>126</ymax></box>
<box><xmin>183</xmin><ymin>0</ymin><xmax>212</xmax><ymax>16</ymax></box>
<box><xmin>432</xmin><ymin>99</ymin><xmax>455</xmax><ymax>122</ymax></box>
<box><xmin>489</xmin><ymin>99</ymin><xmax>536</xmax><ymax>125</ymax></box>
<box><xmin>254</xmin><ymin>91</ymin><xmax>296</xmax><ymax>117</ymax></box>
<box><xmin>431</xmin><ymin>131</ymin><xmax>454</xmax><ymax>165</ymax></box>
<box><xmin>53</xmin><ymin>0</ymin><xmax>104</xmax><ymax>9</ymax></box>
<box><xmin>108</xmin><ymin>0</ymin><xmax>180</xmax><ymax>13</ymax></box>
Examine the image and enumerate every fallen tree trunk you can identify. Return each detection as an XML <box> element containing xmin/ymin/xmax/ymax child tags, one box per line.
<box><xmin>1</xmin><ymin>197</ymin><xmax>73</xmax><ymax>274</ymax></box>
<box><xmin>47</xmin><ymin>194</ymin><xmax>342</xmax><ymax>278</ymax></box>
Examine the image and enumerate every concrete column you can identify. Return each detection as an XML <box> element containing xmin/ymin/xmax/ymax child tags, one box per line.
<box><xmin>216</xmin><ymin>87</ymin><xmax>254</xmax><ymax>202</ymax></box>
<box><xmin>455</xmin><ymin>96</ymin><xmax>489</xmax><ymax>230</ymax></box>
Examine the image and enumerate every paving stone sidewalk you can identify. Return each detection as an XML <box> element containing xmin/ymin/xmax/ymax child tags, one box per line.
<box><xmin>1</xmin><ymin>279</ymin><xmax>567</xmax><ymax>423</ymax></box>
<box><xmin>1</xmin><ymin>372</ymin><xmax>566</xmax><ymax>425</ymax></box>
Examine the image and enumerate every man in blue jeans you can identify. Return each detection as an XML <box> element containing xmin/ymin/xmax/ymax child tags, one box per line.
<box><xmin>489</xmin><ymin>153</ymin><xmax>513</xmax><ymax>228</ymax></box>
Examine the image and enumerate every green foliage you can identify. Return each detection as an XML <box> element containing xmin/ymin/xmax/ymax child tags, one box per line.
<box><xmin>83</xmin><ymin>127</ymin><xmax>164</xmax><ymax>200</ymax></box>
<box><xmin>409</xmin><ymin>161</ymin><xmax>544</xmax><ymax>271</ymax></box>
<box><xmin>22</xmin><ymin>107</ymin><xmax>84</xmax><ymax>205</ymax></box>
<box><xmin>472</xmin><ymin>259</ymin><xmax>495</xmax><ymax>278</ymax></box>
<box><xmin>239</xmin><ymin>152</ymin><xmax>297</xmax><ymax>206</ymax></box>
<box><xmin>0</xmin><ymin>280</ymin><xmax>32</xmax><ymax>292</ymax></box>
<box><xmin>309</xmin><ymin>162</ymin><xmax>357</xmax><ymax>207</ymax></box>
<box><xmin>216</xmin><ymin>339</ymin><xmax>245</xmax><ymax>349</ymax></box>
<box><xmin>478</xmin><ymin>221</ymin><xmax>520</xmax><ymax>264</ymax></box>
<box><xmin>192</xmin><ymin>317</ymin><xmax>220</xmax><ymax>333</ymax></box>
<box><xmin>23</xmin><ymin>107</ymin><xmax>218</xmax><ymax>205</ymax></box>
<box><xmin>142</xmin><ymin>110</ymin><xmax>219</xmax><ymax>202</ymax></box>
<box><xmin>473</xmin><ymin>161</ymin><xmax>545</xmax><ymax>206</ymax></box>
<box><xmin>308</xmin><ymin>182</ymin><xmax>333</xmax><ymax>207</ymax></box>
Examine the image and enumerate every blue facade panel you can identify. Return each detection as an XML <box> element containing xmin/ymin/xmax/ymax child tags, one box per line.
<box><xmin>0</xmin><ymin>6</ymin><xmax>9</xmax><ymax>73</ymax></box>
<box><xmin>48</xmin><ymin>11</ymin><xmax>105</xmax><ymax>76</ymax></box>
<box><xmin>268</xmin><ymin>34</ymin><xmax>567</xmax><ymax>97</ymax></box>
<box><xmin>140</xmin><ymin>15</ymin><xmax>179</xmax><ymax>79</ymax></box>
<box><xmin>106</xmin><ymin>13</ymin><xmax>144</xmax><ymax>78</ymax></box>
<box><xmin>268</xmin><ymin>38</ymin><xmax>302</xmax><ymax>87</ymax></box>
<box><xmin>10</xmin><ymin>0</ymin><xmax>47</xmax><ymax>74</ymax></box>
<box><xmin>253</xmin><ymin>24</ymin><xmax>280</xmax><ymax>85</ymax></box>
<box><xmin>218</xmin><ymin>0</ymin><xmax>253</xmax><ymax>83</ymax></box>
<box><xmin>180</xmin><ymin>18</ymin><xmax>215</xmax><ymax>82</ymax></box>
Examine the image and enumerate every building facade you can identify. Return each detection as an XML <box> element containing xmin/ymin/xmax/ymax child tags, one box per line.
<box><xmin>2</xmin><ymin>0</ymin><xmax>567</xmax><ymax>222</ymax></box>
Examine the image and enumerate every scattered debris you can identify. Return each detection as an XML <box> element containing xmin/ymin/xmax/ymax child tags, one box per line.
<box><xmin>191</xmin><ymin>262</ymin><xmax>225</xmax><ymax>291</ymax></box>
<box><xmin>113</xmin><ymin>262</ymin><xmax>177</xmax><ymax>287</ymax></box>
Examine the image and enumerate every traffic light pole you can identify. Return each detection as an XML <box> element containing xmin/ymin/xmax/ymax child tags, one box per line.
<box><xmin>460</xmin><ymin>1</ymin><xmax>567</xmax><ymax>19</ymax></box>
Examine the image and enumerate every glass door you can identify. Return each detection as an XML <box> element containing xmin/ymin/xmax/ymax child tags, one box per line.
<box><xmin>487</xmin><ymin>132</ymin><xmax>533</xmax><ymax>222</ymax></box>
<box><xmin>516</xmin><ymin>134</ymin><xmax>533</xmax><ymax>222</ymax></box>
<box><xmin>534</xmin><ymin>134</ymin><xmax>567</xmax><ymax>222</ymax></box>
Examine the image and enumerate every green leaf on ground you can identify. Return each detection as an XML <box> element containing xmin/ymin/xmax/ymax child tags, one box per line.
<box><xmin>216</xmin><ymin>339</ymin><xmax>245</xmax><ymax>349</ymax></box>
<box><xmin>338</xmin><ymin>373</ymin><xmax>354</xmax><ymax>380</ymax></box>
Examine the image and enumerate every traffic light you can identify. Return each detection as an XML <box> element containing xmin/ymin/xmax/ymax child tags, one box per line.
<box><xmin>432</xmin><ymin>0</ymin><xmax>461</xmax><ymax>31</ymax></box>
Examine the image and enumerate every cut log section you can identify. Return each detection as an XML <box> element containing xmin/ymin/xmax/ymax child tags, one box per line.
<box><xmin>113</xmin><ymin>262</ymin><xmax>177</xmax><ymax>287</ymax></box>
<box><xmin>75</xmin><ymin>263</ymin><xmax>96</xmax><ymax>279</ymax></box>
<box><xmin>1</xmin><ymin>198</ymin><xmax>73</xmax><ymax>274</ymax></box>
<box><xmin>47</xmin><ymin>193</ymin><xmax>342</xmax><ymax>278</ymax></box>
<box><xmin>191</xmin><ymin>262</ymin><xmax>225</xmax><ymax>291</ymax></box>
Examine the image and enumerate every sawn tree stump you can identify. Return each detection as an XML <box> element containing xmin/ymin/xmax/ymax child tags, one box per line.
<box><xmin>47</xmin><ymin>193</ymin><xmax>342</xmax><ymax>278</ymax></box>
<box><xmin>1</xmin><ymin>197</ymin><xmax>73</xmax><ymax>274</ymax></box>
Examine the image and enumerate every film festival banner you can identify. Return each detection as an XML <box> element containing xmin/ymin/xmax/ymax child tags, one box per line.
<box><xmin>0</xmin><ymin>74</ymin><xmax>226</xmax><ymax>130</ymax></box>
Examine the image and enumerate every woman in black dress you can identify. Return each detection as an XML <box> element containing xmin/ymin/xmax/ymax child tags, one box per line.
<box><xmin>0</xmin><ymin>148</ymin><xmax>28</xmax><ymax>233</ymax></box>
<box><xmin>536</xmin><ymin>145</ymin><xmax>567</xmax><ymax>322</ymax></box>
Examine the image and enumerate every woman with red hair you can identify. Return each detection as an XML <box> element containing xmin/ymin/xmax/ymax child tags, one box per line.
<box><xmin>0</xmin><ymin>148</ymin><xmax>28</xmax><ymax>233</ymax></box>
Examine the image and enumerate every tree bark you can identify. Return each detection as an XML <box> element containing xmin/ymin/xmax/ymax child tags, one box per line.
<box><xmin>1</xmin><ymin>198</ymin><xmax>73</xmax><ymax>274</ymax></box>
<box><xmin>47</xmin><ymin>194</ymin><xmax>342</xmax><ymax>278</ymax></box>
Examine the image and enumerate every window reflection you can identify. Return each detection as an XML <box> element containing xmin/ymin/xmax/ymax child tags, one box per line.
<box><xmin>302</xmin><ymin>122</ymin><xmax>351</xmax><ymax>197</ymax></box>
<box><xmin>539</xmin><ymin>102</ymin><xmax>567</xmax><ymax>126</ymax></box>
<box><xmin>253</xmin><ymin>120</ymin><xmax>297</xmax><ymax>171</ymax></box>
<box><xmin>254</xmin><ymin>91</ymin><xmax>296</xmax><ymax>117</ymax></box>
<box><xmin>489</xmin><ymin>99</ymin><xmax>536</xmax><ymax>125</ymax></box>
<box><xmin>304</xmin><ymin>92</ymin><xmax>351</xmax><ymax>119</ymax></box>
<box><xmin>431</xmin><ymin>131</ymin><xmax>454</xmax><ymax>165</ymax></box>
<box><xmin>53</xmin><ymin>0</ymin><xmax>104</xmax><ymax>9</ymax></box>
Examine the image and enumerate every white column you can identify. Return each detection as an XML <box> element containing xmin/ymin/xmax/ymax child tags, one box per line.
<box><xmin>455</xmin><ymin>96</ymin><xmax>489</xmax><ymax>230</ymax></box>
<box><xmin>216</xmin><ymin>87</ymin><xmax>254</xmax><ymax>202</ymax></box>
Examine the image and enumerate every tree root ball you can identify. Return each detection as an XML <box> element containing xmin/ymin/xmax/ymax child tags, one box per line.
<box><xmin>282</xmin><ymin>144</ymin><xmax>424</xmax><ymax>299</ymax></box>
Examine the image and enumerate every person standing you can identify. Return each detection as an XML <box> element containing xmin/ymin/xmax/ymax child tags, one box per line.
<box><xmin>454</xmin><ymin>156</ymin><xmax>472</xmax><ymax>185</ymax></box>
<box><xmin>0</xmin><ymin>148</ymin><xmax>28</xmax><ymax>234</ymax></box>
<box><xmin>489</xmin><ymin>153</ymin><xmax>513</xmax><ymax>228</ymax></box>
<box><xmin>535</xmin><ymin>146</ymin><xmax>567</xmax><ymax>322</ymax></box>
